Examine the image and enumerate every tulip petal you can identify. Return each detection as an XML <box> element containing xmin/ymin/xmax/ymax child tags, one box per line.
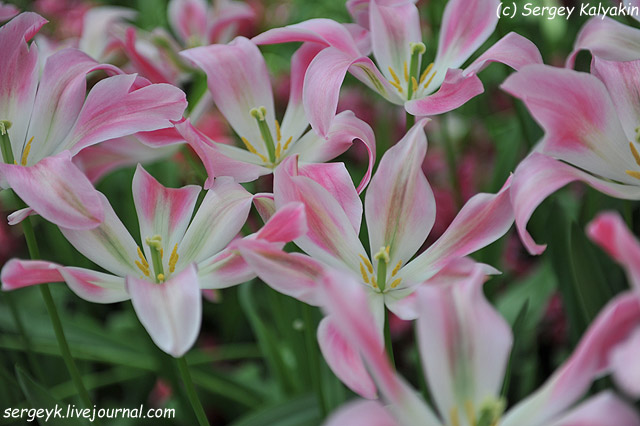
<box><xmin>274</xmin><ymin>156</ymin><xmax>368</xmax><ymax>273</ymax></box>
<box><xmin>0</xmin><ymin>151</ymin><xmax>105</xmax><ymax>229</ymax></box>
<box><xmin>64</xmin><ymin>74</ymin><xmax>186</xmax><ymax>155</ymax></box>
<box><xmin>609</xmin><ymin>327</ymin><xmax>640</xmax><ymax>397</ymax></box>
<box><xmin>318</xmin><ymin>317</ymin><xmax>377</xmax><ymax>399</ymax></box>
<box><xmin>180</xmin><ymin>37</ymin><xmax>275</xmax><ymax>156</ymax></box>
<box><xmin>416</xmin><ymin>267</ymin><xmax>512</xmax><ymax>424</ymax></box>
<box><xmin>168</xmin><ymin>0</ymin><xmax>207</xmax><ymax>44</ymax></box>
<box><xmin>2</xmin><ymin>259</ymin><xmax>128</xmax><ymax>303</ymax></box>
<box><xmin>196</xmin><ymin>249</ymin><xmax>255</xmax><ymax>290</ymax></box>
<box><xmin>292</xmin><ymin>110</ymin><xmax>376</xmax><ymax>194</ymax></box>
<box><xmin>465</xmin><ymin>32</ymin><xmax>543</xmax><ymax>75</ymax></box>
<box><xmin>502</xmin><ymin>292</ymin><xmax>640</xmax><ymax>426</ymax></box>
<box><xmin>405</xmin><ymin>68</ymin><xmax>484</xmax><ymax>116</ymax></box>
<box><xmin>325</xmin><ymin>400</ymin><xmax>397</xmax><ymax>426</ymax></box>
<box><xmin>255</xmin><ymin>202</ymin><xmax>308</xmax><ymax>243</ymax></box>
<box><xmin>501</xmin><ymin>65</ymin><xmax>636</xmax><ymax>184</ymax></box>
<box><xmin>548</xmin><ymin>392</ymin><xmax>640</xmax><ymax>426</ymax></box>
<box><xmin>178</xmin><ymin>177</ymin><xmax>253</xmax><ymax>266</ymax></box>
<box><xmin>79</xmin><ymin>6</ymin><xmax>136</xmax><ymax>60</ymax></box>
<box><xmin>511</xmin><ymin>153</ymin><xmax>640</xmax><ymax>255</ymax></box>
<box><xmin>399</xmin><ymin>176</ymin><xmax>512</xmax><ymax>284</ymax></box>
<box><xmin>207</xmin><ymin>0</ymin><xmax>255</xmax><ymax>44</ymax></box>
<box><xmin>127</xmin><ymin>263</ymin><xmax>201</xmax><ymax>357</ymax></box>
<box><xmin>0</xmin><ymin>3</ymin><xmax>19</xmax><ymax>21</ymax></box>
<box><xmin>365</xmin><ymin>119</ymin><xmax>434</xmax><ymax>279</ymax></box>
<box><xmin>435</xmin><ymin>0</ymin><xmax>499</xmax><ymax>70</ymax></box>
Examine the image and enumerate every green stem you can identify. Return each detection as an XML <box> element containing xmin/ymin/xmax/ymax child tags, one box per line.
<box><xmin>383</xmin><ymin>309</ymin><xmax>395</xmax><ymax>368</ymax></box>
<box><xmin>302</xmin><ymin>305</ymin><xmax>327</xmax><ymax>417</ymax></box>
<box><xmin>4</xmin><ymin>292</ymin><xmax>45</xmax><ymax>381</ymax></box>
<box><xmin>176</xmin><ymin>357</ymin><xmax>210</xmax><ymax>426</ymax></box>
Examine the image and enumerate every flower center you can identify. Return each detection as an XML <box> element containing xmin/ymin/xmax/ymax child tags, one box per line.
<box><xmin>358</xmin><ymin>246</ymin><xmax>402</xmax><ymax>292</ymax></box>
<box><xmin>135</xmin><ymin>235</ymin><xmax>179</xmax><ymax>283</ymax></box>
<box><xmin>386</xmin><ymin>42</ymin><xmax>437</xmax><ymax>100</ymax></box>
<box><xmin>626</xmin><ymin>141</ymin><xmax>640</xmax><ymax>180</ymax></box>
<box><xmin>449</xmin><ymin>398</ymin><xmax>505</xmax><ymax>426</ymax></box>
<box><xmin>242</xmin><ymin>106</ymin><xmax>293</xmax><ymax>166</ymax></box>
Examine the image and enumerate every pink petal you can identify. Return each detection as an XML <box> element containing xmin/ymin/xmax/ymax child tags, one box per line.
<box><xmin>273</xmin><ymin>156</ymin><xmax>368</xmax><ymax>272</ymax></box>
<box><xmin>548</xmin><ymin>392</ymin><xmax>640</xmax><ymax>426</ymax></box>
<box><xmin>2</xmin><ymin>259</ymin><xmax>128</xmax><ymax>303</ymax></box>
<box><xmin>346</xmin><ymin>0</ymin><xmax>370</xmax><ymax>29</ymax></box>
<box><xmin>0</xmin><ymin>3</ymin><xmax>19</xmax><ymax>21</ymax></box>
<box><xmin>501</xmin><ymin>65</ymin><xmax>635</xmax><ymax>183</ymax></box>
<box><xmin>503</xmin><ymin>292</ymin><xmax>640</xmax><ymax>426</ymax></box>
<box><xmin>405</xmin><ymin>68</ymin><xmax>484</xmax><ymax>116</ymax></box>
<box><xmin>168</xmin><ymin>0</ymin><xmax>207</xmax><ymax>44</ymax></box>
<box><xmin>7</xmin><ymin>207</ymin><xmax>34</xmax><ymax>225</ymax></box>
<box><xmin>178</xmin><ymin>177</ymin><xmax>253</xmax><ymax>266</ymax></box>
<box><xmin>292</xmin><ymin>110</ymin><xmax>376</xmax><ymax>194</ymax></box>
<box><xmin>255</xmin><ymin>202</ymin><xmax>308</xmax><ymax>243</ymax></box>
<box><xmin>318</xmin><ymin>317</ymin><xmax>377</xmax><ymax>399</ymax></box>
<box><xmin>0</xmin><ymin>151</ymin><xmax>105</xmax><ymax>229</ymax></box>
<box><xmin>609</xmin><ymin>328</ymin><xmax>640</xmax><ymax>397</ymax></box>
<box><xmin>567</xmin><ymin>16</ymin><xmax>640</xmax><ymax>68</ymax></box>
<box><xmin>511</xmin><ymin>153</ymin><xmax>640</xmax><ymax>255</ymax></box>
<box><xmin>465</xmin><ymin>32</ymin><xmax>543</xmax><ymax>75</ymax></box>
<box><xmin>399</xmin><ymin>176</ymin><xmax>513</xmax><ymax>283</ymax></box>
<box><xmin>365</xmin><ymin>118</ymin><xmax>435</xmax><ymax>280</ymax></box>
<box><xmin>196</xmin><ymin>248</ymin><xmax>256</xmax><ymax>290</ymax></box>
<box><xmin>120</xmin><ymin>27</ymin><xmax>173</xmax><ymax>85</ymax></box>
<box><xmin>252</xmin><ymin>193</ymin><xmax>275</xmax><ymax>222</ymax></box>
<box><xmin>206</xmin><ymin>0</ymin><xmax>256</xmax><ymax>44</ymax></box>
<box><xmin>78</xmin><ymin>6</ymin><xmax>136</xmax><ymax>60</ymax></box>
<box><xmin>180</xmin><ymin>37</ymin><xmax>275</xmax><ymax>155</ymax></box>
<box><xmin>127</xmin><ymin>263</ymin><xmax>201</xmax><ymax>357</ymax></box>
<box><xmin>325</xmin><ymin>400</ymin><xmax>397</xmax><ymax>426</ymax></box>
<box><xmin>132</xmin><ymin>165</ymin><xmax>200</xmax><ymax>269</ymax></box>
<box><xmin>436</xmin><ymin>0</ymin><xmax>499</xmax><ymax>70</ymax></box>
<box><xmin>369</xmin><ymin>0</ymin><xmax>421</xmax><ymax>80</ymax></box>
<box><xmin>416</xmin><ymin>266</ymin><xmax>512</xmax><ymax>423</ymax></box>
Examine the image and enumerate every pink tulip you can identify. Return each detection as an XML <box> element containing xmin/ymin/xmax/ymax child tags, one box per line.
<box><xmin>0</xmin><ymin>13</ymin><xmax>187</xmax><ymax>230</ymax></box>
<box><xmin>1</xmin><ymin>165</ymin><xmax>307</xmax><ymax>357</ymax></box>
<box><xmin>253</xmin><ymin>0</ymin><xmax>542</xmax><ymax>136</ymax></box>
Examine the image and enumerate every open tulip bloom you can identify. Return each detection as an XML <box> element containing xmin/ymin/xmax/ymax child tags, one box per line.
<box><xmin>0</xmin><ymin>12</ymin><xmax>187</xmax><ymax>229</ymax></box>
<box><xmin>503</xmin><ymin>60</ymin><xmax>640</xmax><ymax>255</ymax></box>
<box><xmin>178</xmin><ymin>36</ymin><xmax>376</xmax><ymax>191</ymax></box>
<box><xmin>252</xmin><ymin>0</ymin><xmax>542</xmax><ymax>136</ymax></box>
<box><xmin>1</xmin><ymin>165</ymin><xmax>307</xmax><ymax>357</ymax></box>
<box><xmin>320</xmin><ymin>265</ymin><xmax>640</xmax><ymax>426</ymax></box>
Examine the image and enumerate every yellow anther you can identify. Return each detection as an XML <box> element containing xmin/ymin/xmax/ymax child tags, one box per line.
<box><xmin>411</xmin><ymin>76</ymin><xmax>418</xmax><ymax>93</ymax></box>
<box><xmin>371</xmin><ymin>276</ymin><xmax>378</xmax><ymax>289</ymax></box>
<box><xmin>275</xmin><ymin>119</ymin><xmax>282</xmax><ymax>142</ymax></box>
<box><xmin>359</xmin><ymin>254</ymin><xmax>373</xmax><ymax>273</ymax></box>
<box><xmin>359</xmin><ymin>263</ymin><xmax>370</xmax><ymax>284</ymax></box>
<box><xmin>388</xmin><ymin>66</ymin><xmax>401</xmax><ymax>84</ymax></box>
<box><xmin>135</xmin><ymin>260</ymin><xmax>150</xmax><ymax>277</ymax></box>
<box><xmin>20</xmin><ymin>136</ymin><xmax>33</xmax><ymax>166</ymax></box>
<box><xmin>389</xmin><ymin>80</ymin><xmax>404</xmax><ymax>93</ymax></box>
<box><xmin>241</xmin><ymin>137</ymin><xmax>268</xmax><ymax>162</ymax></box>
<box><xmin>374</xmin><ymin>246</ymin><xmax>390</xmax><ymax>263</ymax></box>
<box><xmin>160</xmin><ymin>248</ymin><xmax>163</xmax><ymax>259</ymax></box>
<box><xmin>276</xmin><ymin>141</ymin><xmax>282</xmax><ymax>159</ymax></box>
<box><xmin>403</xmin><ymin>61</ymin><xmax>409</xmax><ymax>82</ymax></box>
<box><xmin>626</xmin><ymin>170</ymin><xmax>640</xmax><ymax>180</ymax></box>
<box><xmin>450</xmin><ymin>408</ymin><xmax>460</xmax><ymax>426</ymax></box>
<box><xmin>283</xmin><ymin>136</ymin><xmax>293</xmax><ymax>151</ymax></box>
<box><xmin>630</xmin><ymin>142</ymin><xmax>640</xmax><ymax>166</ymax></box>
<box><xmin>464</xmin><ymin>400</ymin><xmax>476</xmax><ymax>425</ymax></box>
<box><xmin>423</xmin><ymin>70</ymin><xmax>437</xmax><ymax>89</ymax></box>
<box><xmin>157</xmin><ymin>273</ymin><xmax>165</xmax><ymax>282</ymax></box>
<box><xmin>390</xmin><ymin>278</ymin><xmax>402</xmax><ymax>289</ymax></box>
<box><xmin>169</xmin><ymin>243</ymin><xmax>179</xmax><ymax>273</ymax></box>
<box><xmin>391</xmin><ymin>260</ymin><xmax>402</xmax><ymax>277</ymax></box>
<box><xmin>420</xmin><ymin>62</ymin><xmax>434</xmax><ymax>84</ymax></box>
<box><xmin>137</xmin><ymin>247</ymin><xmax>149</xmax><ymax>268</ymax></box>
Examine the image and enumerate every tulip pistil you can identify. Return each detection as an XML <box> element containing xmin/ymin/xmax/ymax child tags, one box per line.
<box><xmin>250</xmin><ymin>106</ymin><xmax>277</xmax><ymax>163</ymax></box>
<box><xmin>0</xmin><ymin>121</ymin><xmax>15</xmax><ymax>165</ymax></box>
<box><xmin>407</xmin><ymin>42</ymin><xmax>426</xmax><ymax>100</ymax></box>
<box><xmin>373</xmin><ymin>245</ymin><xmax>390</xmax><ymax>291</ymax></box>
<box><xmin>145</xmin><ymin>235</ymin><xmax>165</xmax><ymax>283</ymax></box>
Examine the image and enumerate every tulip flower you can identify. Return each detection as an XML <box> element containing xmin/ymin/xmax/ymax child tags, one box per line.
<box><xmin>179</xmin><ymin>36</ymin><xmax>376</xmax><ymax>192</ymax></box>
<box><xmin>236</xmin><ymin>120</ymin><xmax>513</xmax><ymax>397</ymax></box>
<box><xmin>503</xmin><ymin>63</ymin><xmax>640</xmax><ymax>254</ymax></box>
<box><xmin>253</xmin><ymin>0</ymin><xmax>542</xmax><ymax>136</ymax></box>
<box><xmin>0</xmin><ymin>13</ymin><xmax>187</xmax><ymax>229</ymax></box>
<box><xmin>321</xmin><ymin>266</ymin><xmax>640</xmax><ymax>426</ymax></box>
<box><xmin>1</xmin><ymin>165</ymin><xmax>307</xmax><ymax>357</ymax></box>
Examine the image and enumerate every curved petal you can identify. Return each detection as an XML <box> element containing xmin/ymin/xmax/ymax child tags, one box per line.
<box><xmin>64</xmin><ymin>74</ymin><xmax>187</xmax><ymax>155</ymax></box>
<box><xmin>0</xmin><ymin>151</ymin><xmax>105</xmax><ymax>229</ymax></box>
<box><xmin>587</xmin><ymin>212</ymin><xmax>640</xmax><ymax>292</ymax></box>
<box><xmin>293</xmin><ymin>110</ymin><xmax>376</xmax><ymax>194</ymax></box>
<box><xmin>370</xmin><ymin>0</ymin><xmax>421</xmax><ymax>80</ymax></box>
<box><xmin>0</xmin><ymin>3</ymin><xmax>19</xmax><ymax>21</ymax></box>
<box><xmin>207</xmin><ymin>0</ymin><xmax>256</xmax><ymax>44</ymax></box>
<box><xmin>416</xmin><ymin>267</ymin><xmax>512</xmax><ymax>424</ymax></box>
<box><xmin>567</xmin><ymin>16</ymin><xmax>640</xmax><ymax>68</ymax></box>
<box><xmin>0</xmin><ymin>12</ymin><xmax>47</xmax><ymax>159</ymax></box>
<box><xmin>365</xmin><ymin>119</ymin><xmax>434</xmax><ymax>280</ymax></box>
<box><xmin>502</xmin><ymin>292</ymin><xmax>640</xmax><ymax>426</ymax></box>
<box><xmin>405</xmin><ymin>68</ymin><xmax>483</xmax><ymax>116</ymax></box>
<box><xmin>60</xmin><ymin>193</ymin><xmax>140</xmax><ymax>277</ymax></box>
<box><xmin>399</xmin><ymin>176</ymin><xmax>513</xmax><ymax>284</ymax></box>
<box><xmin>177</xmin><ymin>177</ymin><xmax>253</xmax><ymax>266</ymax></box>
<box><xmin>547</xmin><ymin>392</ymin><xmax>640</xmax><ymax>426</ymax></box>
<box><xmin>511</xmin><ymin>153</ymin><xmax>640</xmax><ymax>255</ymax></box>
<box><xmin>318</xmin><ymin>317</ymin><xmax>377</xmax><ymax>399</ymax></box>
<box><xmin>127</xmin><ymin>263</ymin><xmax>201</xmax><ymax>357</ymax></box>
<box><xmin>79</xmin><ymin>6</ymin><xmax>136</xmax><ymax>60</ymax></box>
<box><xmin>465</xmin><ymin>32</ymin><xmax>543</xmax><ymax>75</ymax></box>
<box><xmin>273</xmin><ymin>156</ymin><xmax>367</xmax><ymax>273</ymax></box>
<box><xmin>255</xmin><ymin>201</ymin><xmax>308</xmax><ymax>243</ymax></box>
<box><xmin>324</xmin><ymin>400</ymin><xmax>397</xmax><ymax>426</ymax></box>
<box><xmin>501</xmin><ymin>65</ymin><xmax>635</xmax><ymax>183</ymax></box>
<box><xmin>435</xmin><ymin>0</ymin><xmax>499</xmax><ymax>70</ymax></box>
<box><xmin>196</xmin><ymin>249</ymin><xmax>255</xmax><ymax>289</ymax></box>
<box><xmin>609</xmin><ymin>328</ymin><xmax>640</xmax><ymax>397</ymax></box>
<box><xmin>132</xmin><ymin>165</ymin><xmax>200</xmax><ymax>273</ymax></box>
<box><xmin>1</xmin><ymin>259</ymin><xmax>128</xmax><ymax>303</ymax></box>
<box><xmin>180</xmin><ymin>36</ymin><xmax>275</xmax><ymax>154</ymax></box>
<box><xmin>168</xmin><ymin>0</ymin><xmax>207</xmax><ymax>44</ymax></box>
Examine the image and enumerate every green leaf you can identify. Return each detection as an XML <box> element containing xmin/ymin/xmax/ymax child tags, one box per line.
<box><xmin>229</xmin><ymin>394</ymin><xmax>320</xmax><ymax>426</ymax></box>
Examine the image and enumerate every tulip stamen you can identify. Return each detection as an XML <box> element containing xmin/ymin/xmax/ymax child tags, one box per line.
<box><xmin>407</xmin><ymin>42</ymin><xmax>426</xmax><ymax>100</ymax></box>
<box><xmin>420</xmin><ymin>62</ymin><xmax>434</xmax><ymax>84</ymax></box>
<box><xmin>241</xmin><ymin>137</ymin><xmax>268</xmax><ymax>162</ymax></box>
<box><xmin>626</xmin><ymin>142</ymin><xmax>640</xmax><ymax>180</ymax></box>
<box><xmin>449</xmin><ymin>408</ymin><xmax>461</xmax><ymax>426</ymax></box>
<box><xmin>21</xmin><ymin>136</ymin><xmax>33</xmax><ymax>166</ymax></box>
<box><xmin>250</xmin><ymin>106</ymin><xmax>276</xmax><ymax>163</ymax></box>
<box><xmin>145</xmin><ymin>235</ymin><xmax>165</xmax><ymax>283</ymax></box>
<box><xmin>135</xmin><ymin>246</ymin><xmax>151</xmax><ymax>277</ymax></box>
<box><xmin>169</xmin><ymin>243</ymin><xmax>179</xmax><ymax>273</ymax></box>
